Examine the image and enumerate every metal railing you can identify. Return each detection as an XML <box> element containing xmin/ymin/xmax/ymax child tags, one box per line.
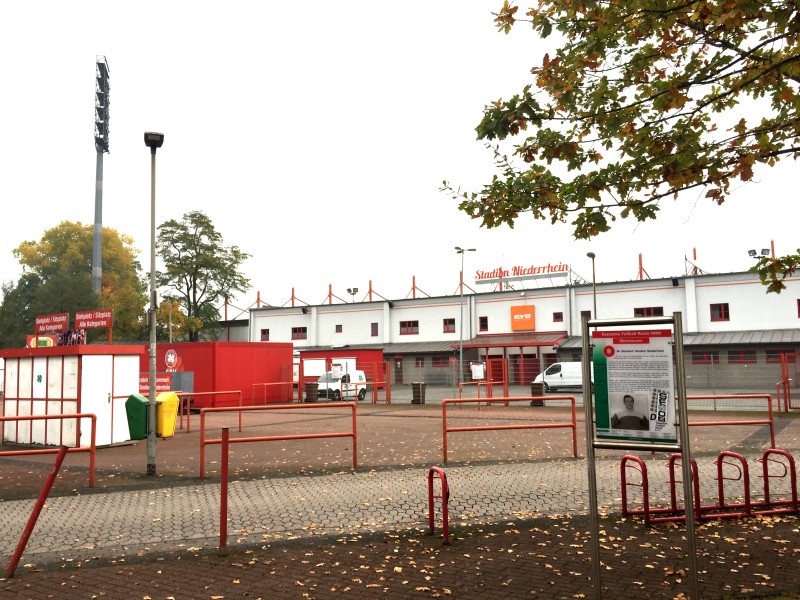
<box><xmin>441</xmin><ymin>396</ymin><xmax>578</xmax><ymax>463</ymax></box>
<box><xmin>199</xmin><ymin>402</ymin><xmax>358</xmax><ymax>478</ymax></box>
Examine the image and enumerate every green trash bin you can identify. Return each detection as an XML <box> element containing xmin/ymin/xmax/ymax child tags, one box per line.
<box><xmin>125</xmin><ymin>394</ymin><xmax>149</xmax><ymax>440</ymax></box>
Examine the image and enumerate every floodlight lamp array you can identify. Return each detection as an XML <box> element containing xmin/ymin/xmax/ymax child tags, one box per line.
<box><xmin>94</xmin><ymin>56</ymin><xmax>110</xmax><ymax>153</ymax></box>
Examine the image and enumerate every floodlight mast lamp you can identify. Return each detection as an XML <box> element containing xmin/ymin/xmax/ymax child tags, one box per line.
<box><xmin>92</xmin><ymin>56</ymin><xmax>110</xmax><ymax>294</ymax></box>
<box><xmin>347</xmin><ymin>287</ymin><xmax>359</xmax><ymax>303</ymax></box>
<box><xmin>455</xmin><ymin>247</ymin><xmax>476</xmax><ymax>385</ymax></box>
<box><xmin>144</xmin><ymin>132</ymin><xmax>164</xmax><ymax>476</ymax></box>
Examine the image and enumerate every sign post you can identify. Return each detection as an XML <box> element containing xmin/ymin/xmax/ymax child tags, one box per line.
<box><xmin>582</xmin><ymin>313</ymin><xmax>698</xmax><ymax>599</ymax></box>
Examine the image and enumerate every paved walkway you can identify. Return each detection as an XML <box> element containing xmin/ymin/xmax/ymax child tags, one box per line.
<box><xmin>2</xmin><ymin>391</ymin><xmax>800</xmax><ymax>598</ymax></box>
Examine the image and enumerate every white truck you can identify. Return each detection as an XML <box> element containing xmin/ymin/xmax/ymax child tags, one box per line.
<box><xmin>317</xmin><ymin>369</ymin><xmax>368</xmax><ymax>401</ymax></box>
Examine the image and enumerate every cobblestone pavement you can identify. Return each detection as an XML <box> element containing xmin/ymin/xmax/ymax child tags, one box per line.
<box><xmin>2</xmin><ymin>389</ymin><xmax>800</xmax><ymax>598</ymax></box>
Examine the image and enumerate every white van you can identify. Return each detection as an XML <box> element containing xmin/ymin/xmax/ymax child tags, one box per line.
<box><xmin>533</xmin><ymin>362</ymin><xmax>593</xmax><ymax>392</ymax></box>
<box><xmin>317</xmin><ymin>369</ymin><xmax>368</xmax><ymax>401</ymax></box>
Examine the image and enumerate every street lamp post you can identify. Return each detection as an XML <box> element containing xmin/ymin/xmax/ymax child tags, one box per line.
<box><xmin>144</xmin><ymin>131</ymin><xmax>164</xmax><ymax>476</ymax></box>
<box><xmin>455</xmin><ymin>246</ymin><xmax>476</xmax><ymax>385</ymax></box>
<box><xmin>586</xmin><ymin>252</ymin><xmax>597</xmax><ymax>319</ymax></box>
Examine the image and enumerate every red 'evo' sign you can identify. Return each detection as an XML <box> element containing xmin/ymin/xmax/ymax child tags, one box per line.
<box><xmin>510</xmin><ymin>305</ymin><xmax>535</xmax><ymax>331</ymax></box>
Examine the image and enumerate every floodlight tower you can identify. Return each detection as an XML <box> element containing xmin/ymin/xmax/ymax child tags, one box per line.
<box><xmin>92</xmin><ymin>56</ymin><xmax>110</xmax><ymax>294</ymax></box>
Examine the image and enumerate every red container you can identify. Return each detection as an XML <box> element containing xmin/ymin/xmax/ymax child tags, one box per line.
<box><xmin>140</xmin><ymin>342</ymin><xmax>293</xmax><ymax>407</ymax></box>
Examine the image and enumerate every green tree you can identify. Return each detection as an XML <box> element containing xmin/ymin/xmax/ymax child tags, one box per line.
<box><xmin>446</xmin><ymin>1</ymin><xmax>800</xmax><ymax>292</ymax></box>
<box><xmin>156</xmin><ymin>211</ymin><xmax>251</xmax><ymax>342</ymax></box>
<box><xmin>156</xmin><ymin>298</ymin><xmax>189</xmax><ymax>342</ymax></box>
<box><xmin>0</xmin><ymin>274</ymin><xmax>41</xmax><ymax>349</ymax></box>
<box><xmin>0</xmin><ymin>221</ymin><xmax>147</xmax><ymax>348</ymax></box>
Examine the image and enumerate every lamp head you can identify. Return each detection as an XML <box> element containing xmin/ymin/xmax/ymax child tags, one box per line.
<box><xmin>761</xmin><ymin>249</ymin><xmax>770</xmax><ymax>256</ymax></box>
<box><xmin>748</xmin><ymin>249</ymin><xmax>757</xmax><ymax>257</ymax></box>
<box><xmin>144</xmin><ymin>132</ymin><xmax>165</xmax><ymax>151</ymax></box>
<box><xmin>586</xmin><ymin>251</ymin><xmax>595</xmax><ymax>259</ymax></box>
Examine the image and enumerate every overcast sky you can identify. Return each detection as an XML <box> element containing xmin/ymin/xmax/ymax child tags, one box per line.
<box><xmin>2</xmin><ymin>2</ymin><xmax>796</xmax><ymax>314</ymax></box>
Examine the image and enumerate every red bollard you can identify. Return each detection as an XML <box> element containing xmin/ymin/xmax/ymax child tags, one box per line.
<box><xmin>219</xmin><ymin>427</ymin><xmax>229</xmax><ymax>554</ymax></box>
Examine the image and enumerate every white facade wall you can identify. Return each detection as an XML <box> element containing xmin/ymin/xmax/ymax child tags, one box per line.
<box><xmin>583</xmin><ymin>280</ymin><xmax>686</xmax><ymax>327</ymax></box>
<box><xmin>693</xmin><ymin>275</ymin><xmax>799</xmax><ymax>331</ymax></box>
<box><xmin>387</xmin><ymin>298</ymin><xmax>463</xmax><ymax>343</ymax></box>
<box><xmin>249</xmin><ymin>272</ymin><xmax>800</xmax><ymax>347</ymax></box>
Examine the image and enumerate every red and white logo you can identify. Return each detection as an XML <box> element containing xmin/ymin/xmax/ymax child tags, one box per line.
<box><xmin>165</xmin><ymin>349</ymin><xmax>178</xmax><ymax>369</ymax></box>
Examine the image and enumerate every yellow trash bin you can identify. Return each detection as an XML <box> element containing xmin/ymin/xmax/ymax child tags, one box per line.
<box><xmin>156</xmin><ymin>391</ymin><xmax>180</xmax><ymax>438</ymax></box>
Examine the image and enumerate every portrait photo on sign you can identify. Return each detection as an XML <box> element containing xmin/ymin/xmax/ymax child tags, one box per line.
<box><xmin>610</xmin><ymin>393</ymin><xmax>650</xmax><ymax>431</ymax></box>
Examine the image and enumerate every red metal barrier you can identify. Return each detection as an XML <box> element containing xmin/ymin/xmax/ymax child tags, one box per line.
<box><xmin>6</xmin><ymin>445</ymin><xmax>68</xmax><ymax>578</ymax></box>
<box><xmin>0</xmin><ymin>413</ymin><xmax>97</xmax><ymax>488</ymax></box>
<box><xmin>174</xmin><ymin>390</ymin><xmax>243</xmax><ymax>433</ymax></box>
<box><xmin>252</xmin><ymin>382</ymin><xmax>294</xmax><ymax>405</ymax></box>
<box><xmin>687</xmin><ymin>394</ymin><xmax>776</xmax><ymax>448</ymax></box>
<box><xmin>199</xmin><ymin>402</ymin><xmax>358</xmax><ymax>478</ymax></box>
<box><xmin>458</xmin><ymin>381</ymin><xmax>506</xmax><ymax>404</ymax></box>
<box><xmin>775</xmin><ymin>380</ymin><xmax>790</xmax><ymax>414</ymax></box>
<box><xmin>441</xmin><ymin>396</ymin><xmax>577</xmax><ymax>463</ymax></box>
<box><xmin>219</xmin><ymin>427</ymin><xmax>229</xmax><ymax>554</ymax></box>
<box><xmin>427</xmin><ymin>467</ymin><xmax>450</xmax><ymax>545</ymax></box>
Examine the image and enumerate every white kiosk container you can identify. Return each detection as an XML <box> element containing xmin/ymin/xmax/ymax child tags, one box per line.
<box><xmin>0</xmin><ymin>345</ymin><xmax>143</xmax><ymax>447</ymax></box>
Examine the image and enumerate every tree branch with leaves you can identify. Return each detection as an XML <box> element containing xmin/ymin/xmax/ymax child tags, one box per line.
<box><xmin>444</xmin><ymin>0</ymin><xmax>799</xmax><ymax>292</ymax></box>
<box><xmin>156</xmin><ymin>211</ymin><xmax>251</xmax><ymax>342</ymax></box>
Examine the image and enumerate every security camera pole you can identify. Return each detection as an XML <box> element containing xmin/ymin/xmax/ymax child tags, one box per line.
<box><xmin>144</xmin><ymin>131</ymin><xmax>164</xmax><ymax>476</ymax></box>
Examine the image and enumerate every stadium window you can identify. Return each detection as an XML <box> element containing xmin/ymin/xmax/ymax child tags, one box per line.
<box><xmin>335</xmin><ymin>324</ymin><xmax>342</xmax><ymax>333</ymax></box>
<box><xmin>580</xmin><ymin>310</ymin><xmax>592</xmax><ymax>320</ymax></box>
<box><xmin>415</xmin><ymin>356</ymin><xmax>425</xmax><ymax>368</ymax></box>
<box><xmin>260</xmin><ymin>328</ymin><xmax>269</xmax><ymax>341</ymax></box>
<box><xmin>443</xmin><ymin>318</ymin><xmax>456</xmax><ymax>333</ymax></box>
<box><xmin>710</xmin><ymin>303</ymin><xmax>730</xmax><ymax>321</ymax></box>
<box><xmin>766</xmin><ymin>350</ymin><xmax>796</xmax><ymax>364</ymax></box>
<box><xmin>634</xmin><ymin>306</ymin><xmax>664</xmax><ymax>317</ymax></box>
<box><xmin>479</xmin><ymin>316</ymin><xmax>489</xmax><ymax>332</ymax></box>
<box><xmin>727</xmin><ymin>349</ymin><xmax>757</xmax><ymax>364</ymax></box>
<box><xmin>553</xmin><ymin>312</ymin><xmax>564</xmax><ymax>323</ymax></box>
<box><xmin>797</xmin><ymin>299</ymin><xmax>800</xmax><ymax>318</ymax></box>
<box><xmin>431</xmin><ymin>357</ymin><xmax>448</xmax><ymax>367</ymax></box>
<box><xmin>691</xmin><ymin>351</ymin><xmax>719</xmax><ymax>364</ymax></box>
<box><xmin>400</xmin><ymin>320</ymin><xmax>419</xmax><ymax>335</ymax></box>
<box><xmin>291</xmin><ymin>326</ymin><xmax>307</xmax><ymax>340</ymax></box>
<box><xmin>371</xmin><ymin>322</ymin><xmax>379</xmax><ymax>337</ymax></box>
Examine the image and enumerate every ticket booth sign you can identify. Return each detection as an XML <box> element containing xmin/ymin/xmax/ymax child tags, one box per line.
<box><xmin>35</xmin><ymin>313</ymin><xmax>68</xmax><ymax>334</ymax></box>
<box><xmin>75</xmin><ymin>310</ymin><xmax>113</xmax><ymax>329</ymax></box>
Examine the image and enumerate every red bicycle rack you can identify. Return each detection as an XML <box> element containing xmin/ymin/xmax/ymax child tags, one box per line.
<box><xmin>621</xmin><ymin>454</ymin><xmax>701</xmax><ymax>525</ymax></box>
<box><xmin>758</xmin><ymin>449</ymin><xmax>799</xmax><ymax>515</ymax></box>
<box><xmin>620</xmin><ymin>449</ymin><xmax>799</xmax><ymax>525</ymax></box>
